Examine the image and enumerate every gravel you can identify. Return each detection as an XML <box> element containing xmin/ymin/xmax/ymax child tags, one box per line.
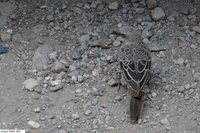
<box><xmin>1</xmin><ymin>0</ymin><xmax>200</xmax><ymax>133</ymax></box>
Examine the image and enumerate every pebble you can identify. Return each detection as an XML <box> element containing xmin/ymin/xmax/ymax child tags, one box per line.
<box><xmin>50</xmin><ymin>80</ymin><xmax>62</xmax><ymax>86</ymax></box>
<box><xmin>115</xmin><ymin>95</ymin><xmax>122</xmax><ymax>101</ymax></box>
<box><xmin>178</xmin><ymin>86</ymin><xmax>185</xmax><ymax>93</ymax></box>
<box><xmin>146</xmin><ymin>0</ymin><xmax>157</xmax><ymax>9</ymax></box>
<box><xmin>51</xmin><ymin>60</ymin><xmax>66</xmax><ymax>73</ymax></box>
<box><xmin>84</xmin><ymin>110</ymin><xmax>92</xmax><ymax>116</ymax></box>
<box><xmin>49</xmin><ymin>84</ymin><xmax>64</xmax><ymax>92</ymax></box>
<box><xmin>39</xmin><ymin>117</ymin><xmax>46</xmax><ymax>121</ymax></box>
<box><xmin>173</xmin><ymin>58</ymin><xmax>184</xmax><ymax>65</ymax></box>
<box><xmin>192</xmin><ymin>26</ymin><xmax>200</xmax><ymax>34</ymax></box>
<box><xmin>160</xmin><ymin>118</ymin><xmax>169</xmax><ymax>124</ymax></box>
<box><xmin>72</xmin><ymin>113</ymin><xmax>80</xmax><ymax>120</ymax></box>
<box><xmin>142</xmin><ymin>29</ymin><xmax>153</xmax><ymax>39</ymax></box>
<box><xmin>108</xmin><ymin>79</ymin><xmax>118</xmax><ymax>87</ymax></box>
<box><xmin>91</xmin><ymin>87</ymin><xmax>103</xmax><ymax>96</ymax></box>
<box><xmin>0</xmin><ymin>33</ymin><xmax>11</xmax><ymax>42</ymax></box>
<box><xmin>55</xmin><ymin>72</ymin><xmax>66</xmax><ymax>80</ymax></box>
<box><xmin>33</xmin><ymin>107</ymin><xmax>41</xmax><ymax>113</ymax></box>
<box><xmin>151</xmin><ymin>7</ymin><xmax>165</xmax><ymax>21</ymax></box>
<box><xmin>69</xmin><ymin>65</ymin><xmax>77</xmax><ymax>71</ymax></box>
<box><xmin>68</xmin><ymin>70</ymin><xmax>79</xmax><ymax>77</ymax></box>
<box><xmin>75</xmin><ymin>88</ymin><xmax>82</xmax><ymax>94</ymax></box>
<box><xmin>194</xmin><ymin>72</ymin><xmax>200</xmax><ymax>80</ymax></box>
<box><xmin>184</xmin><ymin>84</ymin><xmax>191</xmax><ymax>90</ymax></box>
<box><xmin>151</xmin><ymin>92</ymin><xmax>157</xmax><ymax>98</ymax></box>
<box><xmin>167</xmin><ymin>16</ymin><xmax>175</xmax><ymax>22</ymax></box>
<box><xmin>0</xmin><ymin>45</ymin><xmax>8</xmax><ymax>54</ymax></box>
<box><xmin>71</xmin><ymin>76</ymin><xmax>78</xmax><ymax>83</ymax></box>
<box><xmin>185</xmin><ymin>94</ymin><xmax>189</xmax><ymax>100</ymax></box>
<box><xmin>79</xmin><ymin>35</ymin><xmax>90</xmax><ymax>43</ymax></box>
<box><xmin>49</xmin><ymin>51</ymin><xmax>58</xmax><ymax>60</ymax></box>
<box><xmin>106</xmin><ymin>55</ymin><xmax>116</xmax><ymax>63</ymax></box>
<box><xmin>23</xmin><ymin>79</ymin><xmax>39</xmax><ymax>91</ymax></box>
<box><xmin>143</xmin><ymin>38</ymin><xmax>151</xmax><ymax>44</ymax></box>
<box><xmin>71</xmin><ymin>50</ymin><xmax>81</xmax><ymax>60</ymax></box>
<box><xmin>112</xmin><ymin>40</ymin><xmax>121</xmax><ymax>47</ymax></box>
<box><xmin>46</xmin><ymin>15</ymin><xmax>54</xmax><ymax>22</ymax></box>
<box><xmin>27</xmin><ymin>120</ymin><xmax>40</xmax><ymax>129</ymax></box>
<box><xmin>108</xmin><ymin>2</ymin><xmax>119</xmax><ymax>10</ymax></box>
<box><xmin>135</xmin><ymin>8</ymin><xmax>145</xmax><ymax>14</ymax></box>
<box><xmin>160</xmin><ymin>118</ymin><xmax>171</xmax><ymax>130</ymax></box>
<box><xmin>90</xmin><ymin>2</ymin><xmax>97</xmax><ymax>9</ymax></box>
<box><xmin>106</xmin><ymin>126</ymin><xmax>114</xmax><ymax>130</ymax></box>
<box><xmin>77</xmin><ymin>75</ymin><xmax>84</xmax><ymax>83</ymax></box>
<box><xmin>33</xmin><ymin>24</ymin><xmax>45</xmax><ymax>33</ymax></box>
<box><xmin>92</xmin><ymin>69</ymin><xmax>101</xmax><ymax>77</ymax></box>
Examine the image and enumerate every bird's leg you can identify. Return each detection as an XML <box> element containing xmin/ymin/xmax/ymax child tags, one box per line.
<box><xmin>117</xmin><ymin>70</ymin><xmax>121</xmax><ymax>91</ymax></box>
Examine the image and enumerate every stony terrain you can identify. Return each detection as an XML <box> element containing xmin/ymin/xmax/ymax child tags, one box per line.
<box><xmin>0</xmin><ymin>0</ymin><xmax>200</xmax><ymax>133</ymax></box>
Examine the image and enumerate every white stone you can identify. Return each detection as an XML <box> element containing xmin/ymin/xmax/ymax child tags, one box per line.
<box><xmin>27</xmin><ymin>120</ymin><xmax>40</xmax><ymax>129</ymax></box>
<box><xmin>113</xmin><ymin>40</ymin><xmax>121</xmax><ymax>47</ymax></box>
<box><xmin>160</xmin><ymin>118</ymin><xmax>170</xmax><ymax>125</ymax></box>
<box><xmin>77</xmin><ymin>75</ymin><xmax>84</xmax><ymax>83</ymax></box>
<box><xmin>1</xmin><ymin>33</ymin><xmax>11</xmax><ymax>42</ymax></box>
<box><xmin>23</xmin><ymin>79</ymin><xmax>39</xmax><ymax>91</ymax></box>
<box><xmin>50</xmin><ymin>80</ymin><xmax>62</xmax><ymax>86</ymax></box>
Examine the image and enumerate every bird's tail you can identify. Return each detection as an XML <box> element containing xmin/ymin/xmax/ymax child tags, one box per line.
<box><xmin>130</xmin><ymin>96</ymin><xmax>141</xmax><ymax>124</ymax></box>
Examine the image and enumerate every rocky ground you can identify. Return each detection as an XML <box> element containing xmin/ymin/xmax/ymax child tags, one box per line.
<box><xmin>0</xmin><ymin>0</ymin><xmax>200</xmax><ymax>133</ymax></box>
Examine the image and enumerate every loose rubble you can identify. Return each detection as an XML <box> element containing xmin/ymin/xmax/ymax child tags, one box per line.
<box><xmin>0</xmin><ymin>0</ymin><xmax>200</xmax><ymax>133</ymax></box>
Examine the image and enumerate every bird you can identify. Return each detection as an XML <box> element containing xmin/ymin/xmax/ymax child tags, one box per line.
<box><xmin>115</xmin><ymin>26</ymin><xmax>152</xmax><ymax>124</ymax></box>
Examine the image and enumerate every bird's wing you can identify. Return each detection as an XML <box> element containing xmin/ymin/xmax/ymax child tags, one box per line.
<box><xmin>120</xmin><ymin>59</ymin><xmax>151</xmax><ymax>96</ymax></box>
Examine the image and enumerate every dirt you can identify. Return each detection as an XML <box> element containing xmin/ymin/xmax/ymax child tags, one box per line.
<box><xmin>0</xmin><ymin>0</ymin><xmax>200</xmax><ymax>133</ymax></box>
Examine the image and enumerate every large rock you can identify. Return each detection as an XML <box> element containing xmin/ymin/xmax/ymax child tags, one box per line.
<box><xmin>0</xmin><ymin>33</ymin><xmax>11</xmax><ymax>42</ymax></box>
<box><xmin>51</xmin><ymin>60</ymin><xmax>67</xmax><ymax>73</ymax></box>
<box><xmin>32</xmin><ymin>45</ymin><xmax>53</xmax><ymax>70</ymax></box>
<box><xmin>151</xmin><ymin>7</ymin><xmax>165</xmax><ymax>21</ymax></box>
<box><xmin>23</xmin><ymin>78</ymin><xmax>39</xmax><ymax>91</ymax></box>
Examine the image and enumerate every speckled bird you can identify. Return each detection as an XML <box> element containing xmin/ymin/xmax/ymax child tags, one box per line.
<box><xmin>116</xmin><ymin>26</ymin><xmax>152</xmax><ymax>123</ymax></box>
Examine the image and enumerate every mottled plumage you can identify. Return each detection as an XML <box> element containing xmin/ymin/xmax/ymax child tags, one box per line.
<box><xmin>116</xmin><ymin>28</ymin><xmax>152</xmax><ymax>123</ymax></box>
<box><xmin>119</xmin><ymin>42</ymin><xmax>151</xmax><ymax>97</ymax></box>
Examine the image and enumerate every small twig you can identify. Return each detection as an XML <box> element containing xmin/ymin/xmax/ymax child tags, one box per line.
<box><xmin>150</xmin><ymin>49</ymin><xmax>166</xmax><ymax>52</ymax></box>
<box><xmin>65</xmin><ymin>99</ymin><xmax>80</xmax><ymax>103</ymax></box>
<box><xmin>112</xmin><ymin>31</ymin><xmax>127</xmax><ymax>38</ymax></box>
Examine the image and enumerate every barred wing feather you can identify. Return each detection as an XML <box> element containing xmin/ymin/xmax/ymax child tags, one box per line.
<box><xmin>120</xmin><ymin>59</ymin><xmax>151</xmax><ymax>97</ymax></box>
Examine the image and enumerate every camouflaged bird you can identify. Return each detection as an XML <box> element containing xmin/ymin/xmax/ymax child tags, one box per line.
<box><xmin>115</xmin><ymin>26</ymin><xmax>152</xmax><ymax>124</ymax></box>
